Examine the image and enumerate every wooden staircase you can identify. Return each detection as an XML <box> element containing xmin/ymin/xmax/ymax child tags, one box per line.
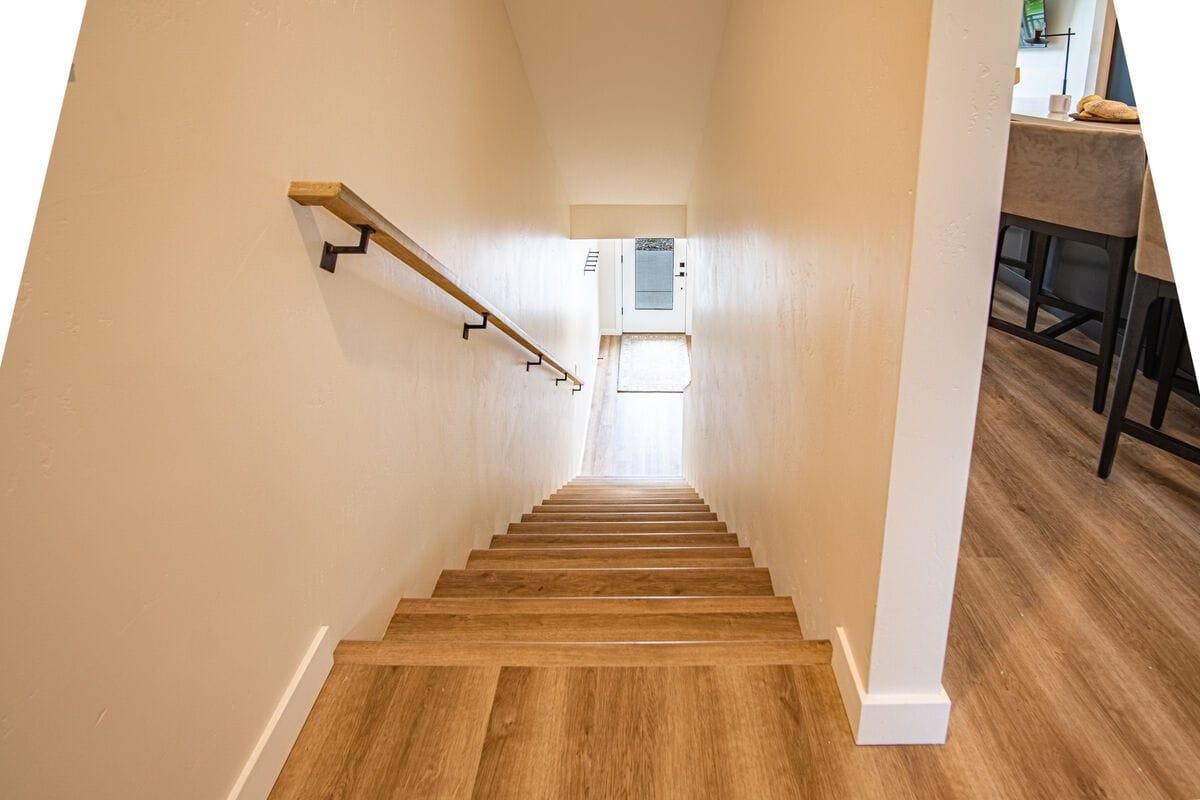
<box><xmin>270</xmin><ymin>477</ymin><xmax>833</xmax><ymax>798</ymax></box>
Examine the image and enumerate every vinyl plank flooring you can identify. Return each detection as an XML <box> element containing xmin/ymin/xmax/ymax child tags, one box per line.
<box><xmin>507</xmin><ymin>520</ymin><xmax>726</xmax><ymax>533</ymax></box>
<box><xmin>273</xmin><ymin>283</ymin><xmax>1200</xmax><ymax>800</ymax></box>
<box><xmin>471</xmin><ymin>665</ymin><xmax>848</xmax><ymax>800</ymax></box>
<box><xmin>268</xmin><ymin>665</ymin><xmax>498</xmax><ymax>800</ymax></box>
<box><xmin>465</xmin><ymin>546</ymin><xmax>753</xmax><ymax>569</ymax></box>
<box><xmin>581</xmin><ymin>336</ymin><xmax>684</xmax><ymax>476</ymax></box>
<box><xmin>490</xmin><ymin>532</ymin><xmax>740</xmax><ymax>548</ymax></box>
<box><xmin>433</xmin><ymin>567</ymin><xmax>775</xmax><ymax>598</ymax></box>
<box><xmin>385</xmin><ymin>610</ymin><xmax>802</xmax><ymax>642</ymax></box>
<box><xmin>335</xmin><ymin>640</ymin><xmax>829</xmax><ymax>667</ymax></box>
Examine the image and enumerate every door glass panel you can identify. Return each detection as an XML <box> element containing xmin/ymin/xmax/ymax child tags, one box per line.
<box><xmin>633</xmin><ymin>238</ymin><xmax>675</xmax><ymax>310</ymax></box>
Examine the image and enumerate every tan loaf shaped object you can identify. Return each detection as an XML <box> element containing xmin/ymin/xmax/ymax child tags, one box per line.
<box><xmin>1083</xmin><ymin>99</ymin><xmax>1138</xmax><ymax>121</ymax></box>
<box><xmin>1077</xmin><ymin>93</ymin><xmax>1103</xmax><ymax>113</ymax></box>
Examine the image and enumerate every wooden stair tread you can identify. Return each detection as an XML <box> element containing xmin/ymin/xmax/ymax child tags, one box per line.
<box><xmin>270</xmin><ymin>476</ymin><xmax>841</xmax><ymax>799</ymax></box>
<box><xmin>522</xmin><ymin>511</ymin><xmax>718</xmax><ymax>522</ymax></box>
<box><xmin>565</xmin><ymin>483</ymin><xmax>692</xmax><ymax>490</ymax></box>
<box><xmin>531</xmin><ymin>503</ymin><xmax>711</xmax><ymax>513</ymax></box>
<box><xmin>564</xmin><ymin>479</ymin><xmax>691</xmax><ymax>484</ymax></box>
<box><xmin>541</xmin><ymin>496</ymin><xmax>705</xmax><ymax>505</ymax></box>
<box><xmin>433</xmin><ymin>567</ymin><xmax>774</xmax><ymax>598</ymax></box>
<box><xmin>550</xmin><ymin>493</ymin><xmax>701</xmax><ymax>501</ymax></box>
<box><xmin>392</xmin><ymin>596</ymin><xmax>796</xmax><ymax>614</ymax></box>
<box><xmin>466</xmin><ymin>546</ymin><xmax>753</xmax><ymax>569</ymax></box>
<box><xmin>386</xmin><ymin>609</ymin><xmax>801</xmax><ymax>642</ymax></box>
<box><xmin>508</xmin><ymin>521</ymin><xmax>727</xmax><ymax>533</ymax></box>
<box><xmin>491</xmin><ymin>532</ymin><xmax>739</xmax><ymax>548</ymax></box>
<box><xmin>335</xmin><ymin>639</ymin><xmax>831</xmax><ymax>666</ymax></box>
<box><xmin>551</xmin><ymin>488</ymin><xmax>700</xmax><ymax>495</ymax></box>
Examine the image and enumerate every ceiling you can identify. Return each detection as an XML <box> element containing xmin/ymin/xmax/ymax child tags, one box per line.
<box><xmin>503</xmin><ymin>0</ymin><xmax>728</xmax><ymax>206</ymax></box>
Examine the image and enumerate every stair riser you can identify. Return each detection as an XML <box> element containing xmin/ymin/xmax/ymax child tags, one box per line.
<box><xmin>549</xmin><ymin>491</ymin><xmax>700</xmax><ymax>496</ymax></box>
<box><xmin>335</xmin><ymin>640</ymin><xmax>830</xmax><ymax>666</ymax></box>
<box><xmin>542</xmin><ymin>501</ymin><xmax>700</xmax><ymax>506</ymax></box>
<box><xmin>522</xmin><ymin>512</ymin><xmax>718</xmax><ymax>522</ymax></box>
<box><xmin>392</xmin><ymin>597</ymin><xmax>797</xmax><ymax>615</ymax></box>
<box><xmin>385</xmin><ymin>612</ymin><xmax>802</xmax><ymax>642</ymax></box>
<box><xmin>509</xmin><ymin>521</ymin><xmax>727</xmax><ymax>533</ymax></box>
<box><xmin>433</xmin><ymin>568</ymin><xmax>775</xmax><ymax>598</ymax></box>
<box><xmin>557</xmin><ymin>484</ymin><xmax>696</xmax><ymax>490</ymax></box>
<box><xmin>531</xmin><ymin>504</ymin><xmax>711</xmax><ymax>513</ymax></box>
<box><xmin>491</xmin><ymin>533</ymin><xmax>740</xmax><ymax>548</ymax></box>
<box><xmin>566</xmin><ymin>486</ymin><xmax>692</xmax><ymax>490</ymax></box>
<box><xmin>565</xmin><ymin>486</ymin><xmax>693</xmax><ymax>492</ymax></box>
<box><xmin>466</xmin><ymin>548</ymin><xmax>754</xmax><ymax>569</ymax></box>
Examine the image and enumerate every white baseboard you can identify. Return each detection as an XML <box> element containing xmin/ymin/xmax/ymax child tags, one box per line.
<box><xmin>600</xmin><ymin>327</ymin><xmax>622</xmax><ymax>336</ymax></box>
<box><xmin>226</xmin><ymin>625</ymin><xmax>334</xmax><ymax>800</ymax></box>
<box><xmin>831</xmin><ymin>626</ymin><xmax>951</xmax><ymax>745</ymax></box>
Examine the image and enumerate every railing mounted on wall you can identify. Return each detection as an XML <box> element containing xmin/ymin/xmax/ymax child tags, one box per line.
<box><xmin>288</xmin><ymin>181</ymin><xmax>583</xmax><ymax>389</ymax></box>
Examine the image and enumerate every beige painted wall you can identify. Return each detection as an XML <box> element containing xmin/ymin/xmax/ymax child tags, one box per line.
<box><xmin>570</xmin><ymin>205</ymin><xmax>688</xmax><ymax>239</ymax></box>
<box><xmin>683</xmin><ymin>0</ymin><xmax>932</xmax><ymax>695</ymax></box>
<box><xmin>504</xmin><ymin>0</ymin><xmax>727</xmax><ymax>204</ymax></box>
<box><xmin>0</xmin><ymin>2</ymin><xmax>595</xmax><ymax>798</ymax></box>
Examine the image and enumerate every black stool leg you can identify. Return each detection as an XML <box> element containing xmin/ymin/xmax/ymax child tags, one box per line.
<box><xmin>1025</xmin><ymin>233</ymin><xmax>1051</xmax><ymax>332</ymax></box>
<box><xmin>989</xmin><ymin>222</ymin><xmax>1010</xmax><ymax>320</ymax></box>
<box><xmin>1098</xmin><ymin>276</ymin><xmax>1159</xmax><ymax>479</ymax></box>
<box><xmin>1142</xmin><ymin>300</ymin><xmax>1164</xmax><ymax>379</ymax></box>
<box><xmin>1094</xmin><ymin>236</ymin><xmax>1134</xmax><ymax>413</ymax></box>
<box><xmin>1150</xmin><ymin>301</ymin><xmax>1184</xmax><ymax>430</ymax></box>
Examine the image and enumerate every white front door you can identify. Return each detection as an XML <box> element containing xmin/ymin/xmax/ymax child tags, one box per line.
<box><xmin>620</xmin><ymin>238</ymin><xmax>686</xmax><ymax>333</ymax></box>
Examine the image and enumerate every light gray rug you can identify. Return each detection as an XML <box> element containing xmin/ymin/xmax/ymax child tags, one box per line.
<box><xmin>617</xmin><ymin>334</ymin><xmax>691</xmax><ymax>393</ymax></box>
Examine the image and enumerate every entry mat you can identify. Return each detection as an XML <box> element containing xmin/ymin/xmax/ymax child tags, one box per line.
<box><xmin>617</xmin><ymin>334</ymin><xmax>691</xmax><ymax>393</ymax></box>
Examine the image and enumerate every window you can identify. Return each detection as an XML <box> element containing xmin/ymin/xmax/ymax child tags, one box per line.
<box><xmin>633</xmin><ymin>238</ymin><xmax>674</xmax><ymax>310</ymax></box>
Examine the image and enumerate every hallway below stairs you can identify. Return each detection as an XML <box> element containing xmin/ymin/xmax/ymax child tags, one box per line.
<box><xmin>582</xmin><ymin>335</ymin><xmax>685</xmax><ymax>476</ymax></box>
<box><xmin>269</xmin><ymin>477</ymin><xmax>838</xmax><ymax>799</ymax></box>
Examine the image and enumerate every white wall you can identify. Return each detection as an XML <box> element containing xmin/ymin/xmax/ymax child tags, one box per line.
<box><xmin>0</xmin><ymin>2</ymin><xmax>595</xmax><ymax>798</ymax></box>
<box><xmin>1013</xmin><ymin>0</ymin><xmax>1108</xmax><ymax>108</ymax></box>
<box><xmin>860</xmin><ymin>0</ymin><xmax>1018</xmax><ymax>742</ymax></box>
<box><xmin>504</xmin><ymin>0</ymin><xmax>728</xmax><ymax>204</ymax></box>
<box><xmin>597</xmin><ymin>240</ymin><xmax>621</xmax><ymax>334</ymax></box>
<box><xmin>684</xmin><ymin>0</ymin><xmax>1016</xmax><ymax>743</ymax></box>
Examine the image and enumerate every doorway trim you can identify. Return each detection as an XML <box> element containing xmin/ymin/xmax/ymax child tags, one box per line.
<box><xmin>618</xmin><ymin>238</ymin><xmax>689</xmax><ymax>334</ymax></box>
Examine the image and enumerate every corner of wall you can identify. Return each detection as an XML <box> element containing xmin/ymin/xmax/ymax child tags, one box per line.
<box><xmin>831</xmin><ymin>627</ymin><xmax>951</xmax><ymax>746</ymax></box>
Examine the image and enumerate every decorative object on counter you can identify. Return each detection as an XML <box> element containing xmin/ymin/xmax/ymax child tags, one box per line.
<box><xmin>1049</xmin><ymin>94</ymin><xmax>1073</xmax><ymax>114</ymax></box>
<box><xmin>1024</xmin><ymin>25</ymin><xmax>1076</xmax><ymax>95</ymax></box>
<box><xmin>1070</xmin><ymin>97</ymin><xmax>1140</xmax><ymax>124</ymax></box>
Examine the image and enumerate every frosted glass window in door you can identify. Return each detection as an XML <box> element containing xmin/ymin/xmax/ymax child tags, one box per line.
<box><xmin>633</xmin><ymin>238</ymin><xmax>675</xmax><ymax>310</ymax></box>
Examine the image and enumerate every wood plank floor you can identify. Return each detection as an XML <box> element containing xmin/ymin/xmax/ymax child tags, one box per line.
<box><xmin>581</xmin><ymin>335</ymin><xmax>684</xmax><ymax>476</ymax></box>
<box><xmin>272</xmin><ymin>284</ymin><xmax>1200</xmax><ymax>798</ymax></box>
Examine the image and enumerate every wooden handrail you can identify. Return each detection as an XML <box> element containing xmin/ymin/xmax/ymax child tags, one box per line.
<box><xmin>288</xmin><ymin>181</ymin><xmax>582</xmax><ymax>387</ymax></box>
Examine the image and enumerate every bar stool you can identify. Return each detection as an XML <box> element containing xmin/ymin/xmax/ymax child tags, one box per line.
<box><xmin>1098</xmin><ymin>171</ymin><xmax>1200</xmax><ymax>477</ymax></box>
<box><xmin>989</xmin><ymin>117</ymin><xmax>1146</xmax><ymax>412</ymax></box>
